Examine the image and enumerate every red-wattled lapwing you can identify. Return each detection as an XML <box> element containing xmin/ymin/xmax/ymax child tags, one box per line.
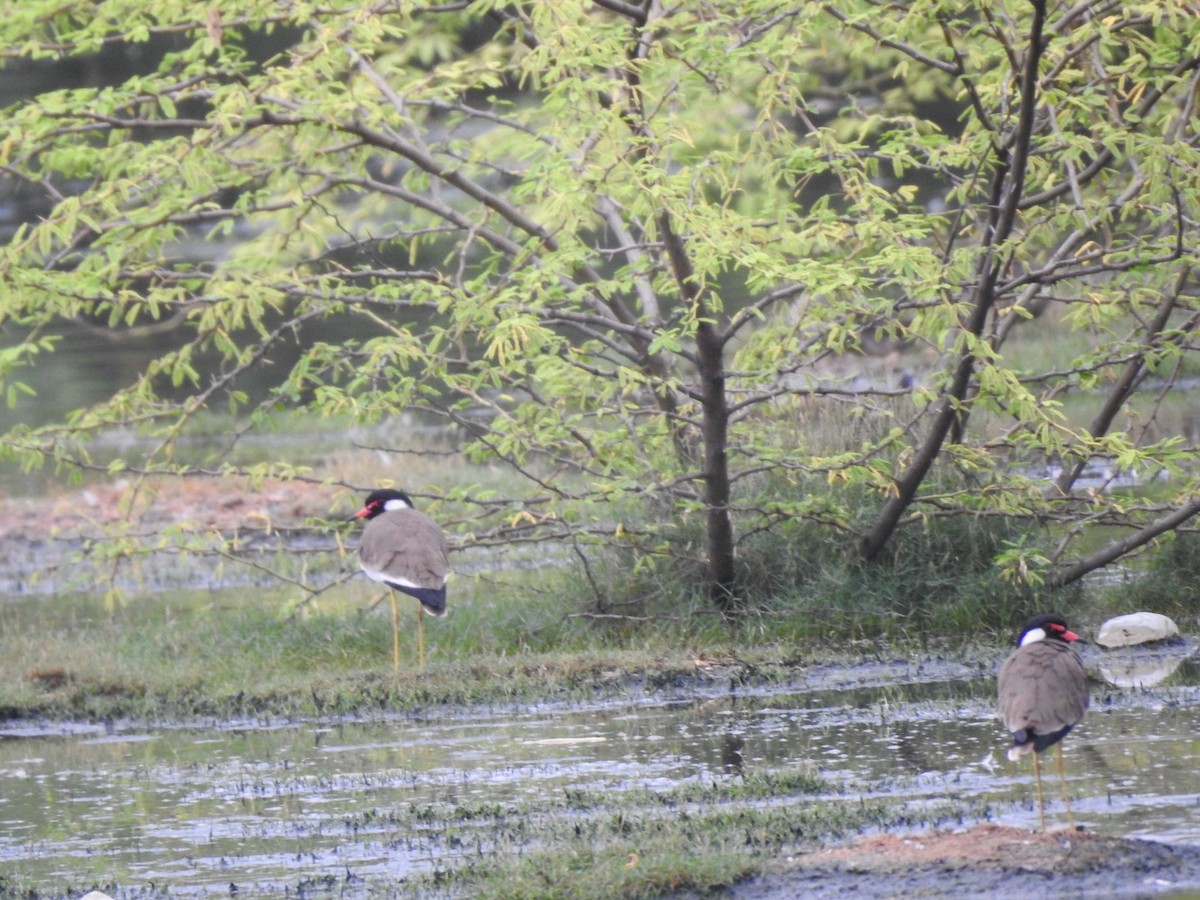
<box><xmin>354</xmin><ymin>488</ymin><xmax>448</xmax><ymax>673</ymax></box>
<box><xmin>997</xmin><ymin>613</ymin><xmax>1089</xmax><ymax>830</ymax></box>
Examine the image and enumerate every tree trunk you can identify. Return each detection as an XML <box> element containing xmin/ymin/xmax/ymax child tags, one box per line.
<box><xmin>696</xmin><ymin>317</ymin><xmax>737</xmax><ymax>609</ymax></box>
<box><xmin>658</xmin><ymin>212</ymin><xmax>737</xmax><ymax>609</ymax></box>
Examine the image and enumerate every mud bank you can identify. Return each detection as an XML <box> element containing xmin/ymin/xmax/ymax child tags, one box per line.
<box><xmin>730</xmin><ymin>825</ymin><xmax>1200</xmax><ymax>898</ymax></box>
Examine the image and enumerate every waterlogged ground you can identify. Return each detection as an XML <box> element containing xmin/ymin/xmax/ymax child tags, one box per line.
<box><xmin>3</xmin><ymin>645</ymin><xmax>1200</xmax><ymax>897</ymax></box>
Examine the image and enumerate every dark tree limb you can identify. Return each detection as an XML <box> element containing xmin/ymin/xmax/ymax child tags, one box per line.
<box><xmin>1046</xmin><ymin>497</ymin><xmax>1200</xmax><ymax>590</ymax></box>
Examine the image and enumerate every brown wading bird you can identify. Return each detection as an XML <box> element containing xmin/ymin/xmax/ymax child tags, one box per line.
<box><xmin>354</xmin><ymin>488</ymin><xmax>448</xmax><ymax>673</ymax></box>
<box><xmin>997</xmin><ymin>613</ymin><xmax>1089</xmax><ymax>830</ymax></box>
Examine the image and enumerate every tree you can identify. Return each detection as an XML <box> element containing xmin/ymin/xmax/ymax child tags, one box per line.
<box><xmin>2</xmin><ymin>1</ymin><xmax>1199</xmax><ymax>610</ymax></box>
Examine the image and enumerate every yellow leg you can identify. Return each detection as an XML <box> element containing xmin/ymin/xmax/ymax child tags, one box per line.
<box><xmin>1056</xmin><ymin>743</ymin><xmax>1074</xmax><ymax>828</ymax></box>
<box><xmin>418</xmin><ymin>606</ymin><xmax>425</xmax><ymax>670</ymax></box>
<box><xmin>1032</xmin><ymin>750</ymin><xmax>1046</xmax><ymax>831</ymax></box>
<box><xmin>390</xmin><ymin>589</ymin><xmax>400</xmax><ymax>676</ymax></box>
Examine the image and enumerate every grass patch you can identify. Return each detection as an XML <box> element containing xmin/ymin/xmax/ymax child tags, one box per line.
<box><xmin>0</xmin><ymin>579</ymin><xmax>724</xmax><ymax>720</ymax></box>
<box><xmin>0</xmin><ymin>568</ymin><xmax>1015</xmax><ymax>722</ymax></box>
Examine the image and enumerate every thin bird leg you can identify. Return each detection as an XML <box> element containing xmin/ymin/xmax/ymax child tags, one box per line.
<box><xmin>1056</xmin><ymin>742</ymin><xmax>1074</xmax><ymax>828</ymax></box>
<box><xmin>390</xmin><ymin>589</ymin><xmax>401</xmax><ymax>676</ymax></box>
<box><xmin>417</xmin><ymin>606</ymin><xmax>425</xmax><ymax>670</ymax></box>
<box><xmin>1032</xmin><ymin>750</ymin><xmax>1046</xmax><ymax>831</ymax></box>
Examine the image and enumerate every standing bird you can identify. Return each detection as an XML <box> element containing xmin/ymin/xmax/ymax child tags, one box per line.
<box><xmin>997</xmin><ymin>613</ymin><xmax>1089</xmax><ymax>830</ymax></box>
<box><xmin>354</xmin><ymin>488</ymin><xmax>448</xmax><ymax>673</ymax></box>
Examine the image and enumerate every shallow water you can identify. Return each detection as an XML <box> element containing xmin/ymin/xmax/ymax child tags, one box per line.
<box><xmin>2</xmin><ymin>646</ymin><xmax>1199</xmax><ymax>897</ymax></box>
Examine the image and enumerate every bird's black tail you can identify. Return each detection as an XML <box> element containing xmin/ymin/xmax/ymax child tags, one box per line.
<box><xmin>393</xmin><ymin>583</ymin><xmax>447</xmax><ymax>616</ymax></box>
<box><xmin>1008</xmin><ymin>724</ymin><xmax>1073</xmax><ymax>760</ymax></box>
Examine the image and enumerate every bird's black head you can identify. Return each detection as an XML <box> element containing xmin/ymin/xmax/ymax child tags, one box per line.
<box><xmin>354</xmin><ymin>488</ymin><xmax>415</xmax><ymax>520</ymax></box>
<box><xmin>1015</xmin><ymin>613</ymin><xmax>1082</xmax><ymax>648</ymax></box>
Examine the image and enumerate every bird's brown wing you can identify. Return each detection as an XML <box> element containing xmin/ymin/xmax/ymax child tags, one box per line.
<box><xmin>360</xmin><ymin>508</ymin><xmax>448</xmax><ymax>590</ymax></box>
<box><xmin>997</xmin><ymin>640</ymin><xmax>1088</xmax><ymax>735</ymax></box>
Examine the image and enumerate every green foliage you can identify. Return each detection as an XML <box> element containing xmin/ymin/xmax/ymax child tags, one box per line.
<box><xmin>2</xmin><ymin>1</ymin><xmax>1200</xmax><ymax>608</ymax></box>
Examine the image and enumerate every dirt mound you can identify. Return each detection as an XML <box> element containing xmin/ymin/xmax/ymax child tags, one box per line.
<box><xmin>733</xmin><ymin>825</ymin><xmax>1200</xmax><ymax>898</ymax></box>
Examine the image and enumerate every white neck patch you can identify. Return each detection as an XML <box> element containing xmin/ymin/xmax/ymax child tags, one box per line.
<box><xmin>1019</xmin><ymin>627</ymin><xmax>1048</xmax><ymax>647</ymax></box>
<box><xmin>383</xmin><ymin>497</ymin><xmax>411</xmax><ymax>511</ymax></box>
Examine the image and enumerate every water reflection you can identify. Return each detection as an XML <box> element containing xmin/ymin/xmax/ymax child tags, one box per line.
<box><xmin>2</xmin><ymin>653</ymin><xmax>1200</xmax><ymax>895</ymax></box>
<box><xmin>1096</xmin><ymin>647</ymin><xmax>1187</xmax><ymax>688</ymax></box>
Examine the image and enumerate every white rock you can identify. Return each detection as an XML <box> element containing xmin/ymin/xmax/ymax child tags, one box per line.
<box><xmin>1096</xmin><ymin>612</ymin><xmax>1180</xmax><ymax>648</ymax></box>
<box><xmin>79</xmin><ymin>893</ymin><xmax>116</xmax><ymax>900</ymax></box>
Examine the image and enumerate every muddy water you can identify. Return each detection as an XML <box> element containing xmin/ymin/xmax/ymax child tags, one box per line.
<box><xmin>2</xmin><ymin>647</ymin><xmax>1199</xmax><ymax>897</ymax></box>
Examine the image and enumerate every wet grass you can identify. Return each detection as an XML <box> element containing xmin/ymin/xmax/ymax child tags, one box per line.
<box><xmin>0</xmin><ymin>762</ymin><xmax>973</xmax><ymax>900</ymax></box>
<box><xmin>0</xmin><ymin>541</ymin><xmax>1185</xmax><ymax>724</ymax></box>
<box><xmin>392</xmin><ymin>774</ymin><xmax>963</xmax><ymax>900</ymax></box>
<box><xmin>0</xmin><ymin>568</ymin><xmax>1022</xmax><ymax>723</ymax></box>
<box><xmin>463</xmin><ymin>805</ymin><xmax>940</xmax><ymax>900</ymax></box>
<box><xmin>0</xmin><ymin>582</ymin><xmax>646</xmax><ymax>719</ymax></box>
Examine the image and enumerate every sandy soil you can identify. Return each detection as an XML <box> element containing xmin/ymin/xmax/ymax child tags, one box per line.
<box><xmin>730</xmin><ymin>824</ymin><xmax>1200</xmax><ymax>898</ymax></box>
